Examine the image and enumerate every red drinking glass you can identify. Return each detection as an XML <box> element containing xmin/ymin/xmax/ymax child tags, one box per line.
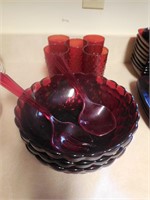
<box><xmin>82</xmin><ymin>43</ymin><xmax>103</xmax><ymax>75</ymax></box>
<box><xmin>69</xmin><ymin>38</ymin><xmax>85</xmax><ymax>73</ymax></box>
<box><xmin>44</xmin><ymin>44</ymin><xmax>69</xmax><ymax>77</ymax></box>
<box><xmin>83</xmin><ymin>34</ymin><xmax>105</xmax><ymax>55</ymax></box>
<box><xmin>48</xmin><ymin>34</ymin><xmax>69</xmax><ymax>46</ymax></box>
<box><xmin>44</xmin><ymin>35</ymin><xmax>70</xmax><ymax>76</ymax></box>
<box><xmin>98</xmin><ymin>47</ymin><xmax>109</xmax><ymax>75</ymax></box>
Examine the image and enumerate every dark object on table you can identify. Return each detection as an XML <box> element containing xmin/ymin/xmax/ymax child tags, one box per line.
<box><xmin>137</xmin><ymin>75</ymin><xmax>150</xmax><ymax>118</ymax></box>
<box><xmin>131</xmin><ymin>28</ymin><xmax>149</xmax><ymax>76</ymax></box>
<box><xmin>142</xmin><ymin>28</ymin><xmax>149</xmax><ymax>43</ymax></box>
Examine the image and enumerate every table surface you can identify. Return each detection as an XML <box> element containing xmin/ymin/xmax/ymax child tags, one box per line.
<box><xmin>0</xmin><ymin>60</ymin><xmax>149</xmax><ymax>200</ymax></box>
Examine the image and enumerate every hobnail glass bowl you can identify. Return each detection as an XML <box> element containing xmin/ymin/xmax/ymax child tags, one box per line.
<box><xmin>14</xmin><ymin>73</ymin><xmax>139</xmax><ymax>173</ymax></box>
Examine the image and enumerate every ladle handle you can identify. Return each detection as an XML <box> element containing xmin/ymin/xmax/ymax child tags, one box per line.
<box><xmin>0</xmin><ymin>72</ymin><xmax>51</xmax><ymax>120</ymax></box>
<box><xmin>54</xmin><ymin>55</ymin><xmax>87</xmax><ymax>100</ymax></box>
<box><xmin>0</xmin><ymin>72</ymin><xmax>23</xmax><ymax>97</ymax></box>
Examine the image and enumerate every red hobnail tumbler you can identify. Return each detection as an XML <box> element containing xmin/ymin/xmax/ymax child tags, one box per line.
<box><xmin>83</xmin><ymin>34</ymin><xmax>105</xmax><ymax>55</ymax></box>
<box><xmin>44</xmin><ymin>44</ymin><xmax>69</xmax><ymax>77</ymax></box>
<box><xmin>69</xmin><ymin>38</ymin><xmax>85</xmax><ymax>73</ymax></box>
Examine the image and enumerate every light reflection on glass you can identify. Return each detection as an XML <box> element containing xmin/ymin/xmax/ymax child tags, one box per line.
<box><xmin>68</xmin><ymin>88</ymin><xmax>75</xmax><ymax>98</ymax></box>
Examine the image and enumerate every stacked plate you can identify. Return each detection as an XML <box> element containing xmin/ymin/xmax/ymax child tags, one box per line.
<box><xmin>131</xmin><ymin>28</ymin><xmax>149</xmax><ymax>76</ymax></box>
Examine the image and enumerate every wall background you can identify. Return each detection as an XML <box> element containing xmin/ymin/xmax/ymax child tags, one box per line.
<box><xmin>0</xmin><ymin>0</ymin><xmax>149</xmax><ymax>67</ymax></box>
<box><xmin>0</xmin><ymin>0</ymin><xmax>149</xmax><ymax>35</ymax></box>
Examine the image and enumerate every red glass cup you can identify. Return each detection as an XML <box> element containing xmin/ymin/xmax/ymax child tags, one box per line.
<box><xmin>44</xmin><ymin>44</ymin><xmax>69</xmax><ymax>77</ymax></box>
<box><xmin>83</xmin><ymin>34</ymin><xmax>105</xmax><ymax>55</ymax></box>
<box><xmin>69</xmin><ymin>38</ymin><xmax>85</xmax><ymax>73</ymax></box>
<box><xmin>48</xmin><ymin>34</ymin><xmax>69</xmax><ymax>46</ymax></box>
<box><xmin>98</xmin><ymin>47</ymin><xmax>109</xmax><ymax>75</ymax></box>
<box><xmin>82</xmin><ymin>43</ymin><xmax>102</xmax><ymax>75</ymax></box>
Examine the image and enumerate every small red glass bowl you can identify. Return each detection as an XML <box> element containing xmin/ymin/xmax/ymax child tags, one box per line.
<box><xmin>14</xmin><ymin>73</ymin><xmax>139</xmax><ymax>173</ymax></box>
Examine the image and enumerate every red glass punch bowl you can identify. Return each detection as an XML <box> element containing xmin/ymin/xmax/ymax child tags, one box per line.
<box><xmin>14</xmin><ymin>73</ymin><xmax>139</xmax><ymax>173</ymax></box>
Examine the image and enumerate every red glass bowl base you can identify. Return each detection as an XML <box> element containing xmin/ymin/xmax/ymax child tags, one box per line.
<box><xmin>21</xmin><ymin>133</ymin><xmax>132</xmax><ymax>174</ymax></box>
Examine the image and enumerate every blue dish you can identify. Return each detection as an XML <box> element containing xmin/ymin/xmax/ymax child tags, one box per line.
<box><xmin>137</xmin><ymin>75</ymin><xmax>149</xmax><ymax>117</ymax></box>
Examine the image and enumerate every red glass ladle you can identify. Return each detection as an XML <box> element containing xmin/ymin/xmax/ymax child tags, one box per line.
<box><xmin>0</xmin><ymin>72</ymin><xmax>93</xmax><ymax>153</ymax></box>
<box><xmin>54</xmin><ymin>56</ymin><xmax>116</xmax><ymax>136</ymax></box>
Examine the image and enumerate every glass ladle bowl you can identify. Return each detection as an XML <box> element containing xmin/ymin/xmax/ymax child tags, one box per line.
<box><xmin>53</xmin><ymin>56</ymin><xmax>117</xmax><ymax>136</ymax></box>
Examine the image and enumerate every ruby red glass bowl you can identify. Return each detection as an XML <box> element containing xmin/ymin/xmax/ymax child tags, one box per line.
<box><xmin>14</xmin><ymin>73</ymin><xmax>139</xmax><ymax>173</ymax></box>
